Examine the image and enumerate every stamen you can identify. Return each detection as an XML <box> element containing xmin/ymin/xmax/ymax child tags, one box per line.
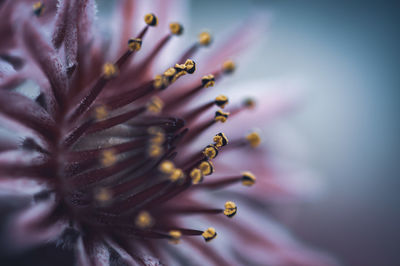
<box><xmin>163</xmin><ymin>73</ymin><xmax>217</xmax><ymax>113</ymax></box>
<box><xmin>178</xmin><ymin>32</ymin><xmax>212</xmax><ymax>63</ymax></box>
<box><xmin>181</xmin><ymin>120</ymin><xmax>214</xmax><ymax>145</ymax></box>
<box><xmin>241</xmin><ymin>171</ymin><xmax>256</xmax><ymax>186</ymax></box>
<box><xmin>159</xmin><ymin>160</ymin><xmax>185</xmax><ymax>182</ymax></box>
<box><xmin>213</xmin><ymin>132</ymin><xmax>228</xmax><ymax>148</ymax></box>
<box><xmin>202</xmin><ymin>145</ymin><xmax>218</xmax><ymax>159</ymax></box>
<box><xmin>199</xmin><ymin>160</ymin><xmax>214</xmax><ymax>176</ymax></box>
<box><xmin>202</xmin><ymin>227</ymin><xmax>217</xmax><ymax>242</ymax></box>
<box><xmin>223</xmin><ymin>201</ymin><xmax>237</xmax><ymax>218</ymax></box>
<box><xmin>194</xmin><ymin>172</ymin><xmax>255</xmax><ymax>190</ymax></box>
<box><xmin>222</xmin><ymin>59</ymin><xmax>235</xmax><ymax>74</ymax></box>
<box><xmin>243</xmin><ymin>98</ymin><xmax>256</xmax><ymax>109</ymax></box>
<box><xmin>169</xmin><ymin>22</ymin><xmax>184</xmax><ymax>35</ymax></box>
<box><xmin>94</xmin><ymin>187</ymin><xmax>112</xmax><ymax>205</ymax></box>
<box><xmin>153</xmin><ymin>59</ymin><xmax>195</xmax><ymax>90</ymax></box>
<box><xmin>229</xmin><ymin>98</ymin><xmax>257</xmax><ymax>118</ymax></box>
<box><xmin>182</xmin><ymin>101</ymin><xmax>214</xmax><ymax>122</ymax></box>
<box><xmin>198</xmin><ymin>32</ymin><xmax>212</xmax><ymax>46</ymax></box>
<box><xmin>169</xmin><ymin>230</ymin><xmax>182</xmax><ymax>244</ymax></box>
<box><xmin>153</xmin><ymin>74</ymin><xmax>167</xmax><ymax>90</ymax></box>
<box><xmin>147</xmin><ymin>96</ymin><xmax>164</xmax><ymax>114</ymax></box>
<box><xmin>169</xmin><ymin>168</ymin><xmax>185</xmax><ymax>182</ymax></box>
<box><xmin>86</xmin><ymin>106</ymin><xmax>146</xmax><ymax>134</ymax></box>
<box><xmin>148</xmin><ymin>126</ymin><xmax>166</xmax><ymax>145</ymax></box>
<box><xmin>214</xmin><ymin>110</ymin><xmax>230</xmax><ymax>123</ymax></box>
<box><xmin>148</xmin><ymin>144</ymin><xmax>163</xmax><ymax>158</ymax></box>
<box><xmin>214</xmin><ymin>95</ymin><xmax>229</xmax><ymax>109</ymax></box>
<box><xmin>135</xmin><ymin>211</ymin><xmax>154</xmax><ymax>229</ymax></box>
<box><xmin>33</xmin><ymin>2</ymin><xmax>44</xmax><ymax>17</ymax></box>
<box><xmin>100</xmin><ymin>149</ymin><xmax>117</xmax><ymax>167</ymax></box>
<box><xmin>94</xmin><ymin>105</ymin><xmax>108</xmax><ymax>121</ymax></box>
<box><xmin>167</xmin><ymin>206</ymin><xmax>224</xmax><ymax>216</ymax></box>
<box><xmin>128</xmin><ymin>38</ymin><xmax>142</xmax><ymax>51</ymax></box>
<box><xmin>68</xmin><ymin>27</ymin><xmax>146</xmax><ymax>121</ymax></box>
<box><xmin>201</xmin><ymin>74</ymin><xmax>215</xmax><ymax>88</ymax></box>
<box><xmin>105</xmin><ymin>80</ymin><xmax>155</xmax><ymax>110</ymax></box>
<box><xmin>63</xmin><ymin>119</ymin><xmax>94</xmax><ymax>147</ymax></box>
<box><xmin>69</xmin><ymin>153</ymin><xmax>153</xmax><ymax>188</ymax></box>
<box><xmin>103</xmin><ymin>63</ymin><xmax>118</xmax><ymax>79</ymax></box>
<box><xmin>184</xmin><ymin>59</ymin><xmax>196</xmax><ymax>74</ymax></box>
<box><xmin>245</xmin><ymin>132</ymin><xmax>261</xmax><ymax>148</ymax></box>
<box><xmin>66</xmin><ymin>137</ymin><xmax>148</xmax><ymax>162</ymax></box>
<box><xmin>159</xmin><ymin>160</ymin><xmax>175</xmax><ymax>175</ymax></box>
<box><xmin>144</xmin><ymin>13</ymin><xmax>158</xmax><ymax>26</ymax></box>
<box><xmin>190</xmin><ymin>168</ymin><xmax>203</xmax><ymax>184</ymax></box>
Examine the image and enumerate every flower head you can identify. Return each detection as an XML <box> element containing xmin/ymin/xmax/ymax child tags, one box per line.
<box><xmin>0</xmin><ymin>1</ymin><xmax>337</xmax><ymax>265</ymax></box>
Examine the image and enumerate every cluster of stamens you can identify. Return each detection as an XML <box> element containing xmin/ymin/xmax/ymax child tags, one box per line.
<box><xmin>3</xmin><ymin>7</ymin><xmax>264</xmax><ymax>248</ymax></box>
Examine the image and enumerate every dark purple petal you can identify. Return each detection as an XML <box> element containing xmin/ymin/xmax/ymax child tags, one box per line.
<box><xmin>0</xmin><ymin>90</ymin><xmax>56</xmax><ymax>140</ymax></box>
<box><xmin>22</xmin><ymin>20</ymin><xmax>68</xmax><ymax>107</ymax></box>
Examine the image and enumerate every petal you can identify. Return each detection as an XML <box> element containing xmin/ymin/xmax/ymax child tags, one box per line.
<box><xmin>52</xmin><ymin>0</ymin><xmax>72</xmax><ymax>49</ymax></box>
<box><xmin>7</xmin><ymin>200</ymin><xmax>67</xmax><ymax>250</ymax></box>
<box><xmin>21</xmin><ymin>20</ymin><xmax>68</xmax><ymax>106</ymax></box>
<box><xmin>0</xmin><ymin>90</ymin><xmax>56</xmax><ymax>140</ymax></box>
<box><xmin>104</xmin><ymin>237</ymin><xmax>143</xmax><ymax>266</ymax></box>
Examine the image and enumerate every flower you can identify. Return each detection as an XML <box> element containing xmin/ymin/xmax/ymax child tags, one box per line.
<box><xmin>0</xmin><ymin>0</ymin><xmax>338</xmax><ymax>265</ymax></box>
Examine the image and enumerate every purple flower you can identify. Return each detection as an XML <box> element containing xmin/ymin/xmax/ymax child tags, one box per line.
<box><xmin>0</xmin><ymin>0</ymin><xmax>338</xmax><ymax>265</ymax></box>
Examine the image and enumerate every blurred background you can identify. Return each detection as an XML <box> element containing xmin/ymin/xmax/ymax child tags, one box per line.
<box><xmin>183</xmin><ymin>0</ymin><xmax>399</xmax><ymax>265</ymax></box>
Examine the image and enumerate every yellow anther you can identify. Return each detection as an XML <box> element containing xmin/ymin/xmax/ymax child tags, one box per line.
<box><xmin>153</xmin><ymin>74</ymin><xmax>168</xmax><ymax>90</ymax></box>
<box><xmin>135</xmin><ymin>211</ymin><xmax>154</xmax><ymax>229</ymax></box>
<box><xmin>223</xmin><ymin>201</ymin><xmax>237</xmax><ymax>218</ymax></box>
<box><xmin>169</xmin><ymin>168</ymin><xmax>185</xmax><ymax>182</ymax></box>
<box><xmin>154</xmin><ymin>60</ymin><xmax>194</xmax><ymax>90</ymax></box>
<box><xmin>103</xmin><ymin>63</ymin><xmax>118</xmax><ymax>79</ymax></box>
<box><xmin>184</xmin><ymin>59</ymin><xmax>196</xmax><ymax>74</ymax></box>
<box><xmin>148</xmin><ymin>128</ymin><xmax>165</xmax><ymax>145</ymax></box>
<box><xmin>222</xmin><ymin>60</ymin><xmax>235</xmax><ymax>74</ymax></box>
<box><xmin>199</xmin><ymin>160</ymin><xmax>214</xmax><ymax>176</ymax></box>
<box><xmin>159</xmin><ymin>160</ymin><xmax>175</xmax><ymax>174</ymax></box>
<box><xmin>241</xmin><ymin>171</ymin><xmax>256</xmax><ymax>186</ymax></box>
<box><xmin>202</xmin><ymin>145</ymin><xmax>218</xmax><ymax>159</ymax></box>
<box><xmin>169</xmin><ymin>22</ymin><xmax>184</xmax><ymax>35</ymax></box>
<box><xmin>213</xmin><ymin>132</ymin><xmax>228</xmax><ymax>148</ymax></box>
<box><xmin>151</xmin><ymin>133</ymin><xmax>165</xmax><ymax>144</ymax></box>
<box><xmin>144</xmin><ymin>13</ymin><xmax>158</xmax><ymax>26</ymax></box>
<box><xmin>198</xmin><ymin>32</ymin><xmax>212</xmax><ymax>46</ymax></box>
<box><xmin>148</xmin><ymin>126</ymin><xmax>164</xmax><ymax>135</ymax></box>
<box><xmin>173</xmin><ymin>71</ymin><xmax>187</xmax><ymax>83</ymax></box>
<box><xmin>190</xmin><ymin>168</ymin><xmax>203</xmax><ymax>184</ymax></box>
<box><xmin>128</xmin><ymin>38</ymin><xmax>142</xmax><ymax>51</ymax></box>
<box><xmin>214</xmin><ymin>110</ymin><xmax>230</xmax><ymax>123</ymax></box>
<box><xmin>164</xmin><ymin>67</ymin><xmax>177</xmax><ymax>78</ymax></box>
<box><xmin>94</xmin><ymin>187</ymin><xmax>112</xmax><ymax>203</ymax></box>
<box><xmin>214</xmin><ymin>95</ymin><xmax>229</xmax><ymax>108</ymax></box>
<box><xmin>94</xmin><ymin>105</ymin><xmax>108</xmax><ymax>121</ymax></box>
<box><xmin>101</xmin><ymin>149</ymin><xmax>117</xmax><ymax>167</ymax></box>
<box><xmin>246</xmin><ymin>132</ymin><xmax>261</xmax><ymax>148</ymax></box>
<box><xmin>174</xmin><ymin>63</ymin><xmax>186</xmax><ymax>72</ymax></box>
<box><xmin>243</xmin><ymin>98</ymin><xmax>256</xmax><ymax>109</ymax></box>
<box><xmin>169</xmin><ymin>230</ymin><xmax>182</xmax><ymax>244</ymax></box>
<box><xmin>147</xmin><ymin>96</ymin><xmax>164</xmax><ymax>114</ymax></box>
<box><xmin>148</xmin><ymin>144</ymin><xmax>163</xmax><ymax>158</ymax></box>
<box><xmin>33</xmin><ymin>2</ymin><xmax>45</xmax><ymax>16</ymax></box>
<box><xmin>202</xmin><ymin>227</ymin><xmax>217</xmax><ymax>242</ymax></box>
<box><xmin>201</xmin><ymin>74</ymin><xmax>215</xmax><ymax>88</ymax></box>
